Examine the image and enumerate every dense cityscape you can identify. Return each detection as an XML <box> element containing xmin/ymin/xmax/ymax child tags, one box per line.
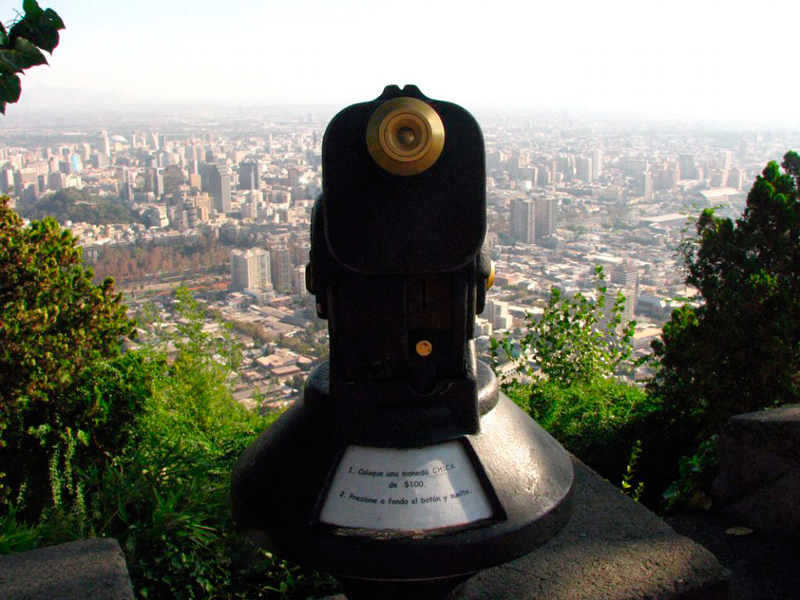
<box><xmin>2</xmin><ymin>106</ymin><xmax>799</xmax><ymax>410</ymax></box>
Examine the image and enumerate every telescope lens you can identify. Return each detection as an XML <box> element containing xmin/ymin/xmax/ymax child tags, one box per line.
<box><xmin>366</xmin><ymin>97</ymin><xmax>445</xmax><ymax>176</ymax></box>
<box><xmin>397</xmin><ymin>126</ymin><xmax>416</xmax><ymax>150</ymax></box>
<box><xmin>384</xmin><ymin>115</ymin><xmax>427</xmax><ymax>158</ymax></box>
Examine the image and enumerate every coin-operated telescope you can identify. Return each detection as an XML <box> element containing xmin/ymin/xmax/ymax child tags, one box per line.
<box><xmin>232</xmin><ymin>85</ymin><xmax>574</xmax><ymax>599</ymax></box>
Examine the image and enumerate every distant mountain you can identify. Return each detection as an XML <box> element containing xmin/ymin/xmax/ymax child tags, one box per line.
<box><xmin>14</xmin><ymin>85</ymin><xmax>158</xmax><ymax>110</ymax></box>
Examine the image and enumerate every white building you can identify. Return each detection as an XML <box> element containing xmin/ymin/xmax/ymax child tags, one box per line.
<box><xmin>231</xmin><ymin>248</ymin><xmax>273</xmax><ymax>292</ymax></box>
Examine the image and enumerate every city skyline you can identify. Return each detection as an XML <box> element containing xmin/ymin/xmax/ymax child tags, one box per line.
<box><xmin>3</xmin><ymin>0</ymin><xmax>800</xmax><ymax>125</ymax></box>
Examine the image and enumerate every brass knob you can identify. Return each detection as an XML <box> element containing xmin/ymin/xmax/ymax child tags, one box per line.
<box><xmin>487</xmin><ymin>261</ymin><xmax>495</xmax><ymax>290</ymax></box>
<box><xmin>366</xmin><ymin>97</ymin><xmax>445</xmax><ymax>176</ymax></box>
<box><xmin>415</xmin><ymin>340</ymin><xmax>433</xmax><ymax>357</ymax></box>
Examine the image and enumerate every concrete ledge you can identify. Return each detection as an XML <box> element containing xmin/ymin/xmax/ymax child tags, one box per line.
<box><xmin>713</xmin><ymin>404</ymin><xmax>800</xmax><ymax>538</ymax></box>
<box><xmin>0</xmin><ymin>538</ymin><xmax>134</xmax><ymax>600</ymax></box>
<box><xmin>450</xmin><ymin>457</ymin><xmax>729</xmax><ymax>600</ymax></box>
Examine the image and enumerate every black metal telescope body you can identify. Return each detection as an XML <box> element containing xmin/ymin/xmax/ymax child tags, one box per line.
<box><xmin>232</xmin><ymin>86</ymin><xmax>574</xmax><ymax>596</ymax></box>
<box><xmin>308</xmin><ymin>84</ymin><xmax>492</xmax><ymax>446</ymax></box>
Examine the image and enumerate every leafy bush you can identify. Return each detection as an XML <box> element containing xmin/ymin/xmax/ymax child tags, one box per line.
<box><xmin>492</xmin><ymin>266</ymin><xmax>635</xmax><ymax>387</ymax></box>
<box><xmin>509</xmin><ymin>376</ymin><xmax>661</xmax><ymax>494</ymax></box>
<box><xmin>493</xmin><ymin>269</ymin><xmax>668</xmax><ymax>501</ymax></box>
<box><xmin>661</xmin><ymin>435</ymin><xmax>718</xmax><ymax>512</ymax></box>
<box><xmin>1</xmin><ymin>279</ymin><xmax>338</xmax><ymax>598</ymax></box>
<box><xmin>0</xmin><ymin>196</ymin><xmax>136</xmax><ymax>513</ymax></box>
<box><xmin>650</xmin><ymin>152</ymin><xmax>800</xmax><ymax>437</ymax></box>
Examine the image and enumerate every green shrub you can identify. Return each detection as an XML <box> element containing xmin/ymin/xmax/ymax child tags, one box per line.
<box><xmin>0</xmin><ymin>196</ymin><xmax>136</xmax><ymax>513</ymax></box>
<box><xmin>2</xmin><ymin>284</ymin><xmax>338</xmax><ymax>598</ymax></box>
<box><xmin>493</xmin><ymin>269</ymin><xmax>700</xmax><ymax>506</ymax></box>
<box><xmin>0</xmin><ymin>504</ymin><xmax>39</xmax><ymax>554</ymax></box>
<box><xmin>662</xmin><ymin>435</ymin><xmax>718</xmax><ymax>512</ymax></box>
<box><xmin>650</xmin><ymin>153</ymin><xmax>800</xmax><ymax>436</ymax></box>
<box><xmin>511</xmin><ymin>377</ymin><xmax>661</xmax><ymax>491</ymax></box>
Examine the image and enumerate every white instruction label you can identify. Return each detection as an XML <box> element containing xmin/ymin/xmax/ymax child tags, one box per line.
<box><xmin>319</xmin><ymin>441</ymin><xmax>493</xmax><ymax>530</ymax></box>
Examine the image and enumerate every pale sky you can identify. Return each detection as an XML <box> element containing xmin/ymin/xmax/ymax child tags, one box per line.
<box><xmin>3</xmin><ymin>0</ymin><xmax>800</xmax><ymax>123</ymax></box>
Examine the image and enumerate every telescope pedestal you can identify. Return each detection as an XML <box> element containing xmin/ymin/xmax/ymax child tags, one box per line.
<box><xmin>232</xmin><ymin>361</ymin><xmax>574</xmax><ymax>593</ymax></box>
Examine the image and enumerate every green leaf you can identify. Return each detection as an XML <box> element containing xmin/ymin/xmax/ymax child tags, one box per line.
<box><xmin>23</xmin><ymin>0</ymin><xmax>44</xmax><ymax>17</ymax></box>
<box><xmin>44</xmin><ymin>9</ymin><xmax>65</xmax><ymax>30</ymax></box>
<box><xmin>0</xmin><ymin>38</ymin><xmax>48</xmax><ymax>72</ymax></box>
<box><xmin>8</xmin><ymin>7</ymin><xmax>64</xmax><ymax>54</ymax></box>
<box><xmin>0</xmin><ymin>72</ymin><xmax>22</xmax><ymax>105</ymax></box>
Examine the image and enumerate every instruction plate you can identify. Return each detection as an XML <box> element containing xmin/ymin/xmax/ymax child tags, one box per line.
<box><xmin>318</xmin><ymin>441</ymin><xmax>493</xmax><ymax>530</ymax></box>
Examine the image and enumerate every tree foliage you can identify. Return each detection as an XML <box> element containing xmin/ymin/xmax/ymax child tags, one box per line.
<box><xmin>0</xmin><ymin>196</ymin><xmax>135</xmax><ymax>508</ymax></box>
<box><xmin>491</xmin><ymin>270</ymin><xmax>663</xmax><ymax>501</ymax></box>
<box><xmin>0</xmin><ymin>0</ymin><xmax>64</xmax><ymax>114</ymax></box>
<box><xmin>649</xmin><ymin>151</ymin><xmax>800</xmax><ymax>435</ymax></box>
<box><xmin>19</xmin><ymin>188</ymin><xmax>145</xmax><ymax>225</ymax></box>
<box><xmin>88</xmin><ymin>233</ymin><xmax>230</xmax><ymax>285</ymax></box>
<box><xmin>491</xmin><ymin>266</ymin><xmax>635</xmax><ymax>387</ymax></box>
<box><xmin>2</xmin><ymin>283</ymin><xmax>338</xmax><ymax>599</ymax></box>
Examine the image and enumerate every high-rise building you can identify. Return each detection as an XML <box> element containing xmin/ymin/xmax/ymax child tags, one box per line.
<box><xmin>146</xmin><ymin>167</ymin><xmax>164</xmax><ymax>198</ymax></box>
<box><xmin>592</xmin><ymin>149</ymin><xmax>603</xmax><ymax>180</ymax></box>
<box><xmin>0</xmin><ymin>168</ymin><xmax>15</xmax><ymax>194</ymax></box>
<box><xmin>737</xmin><ymin>140</ymin><xmax>748</xmax><ymax>162</ymax></box>
<box><xmin>239</xmin><ymin>161</ymin><xmax>261</xmax><ymax>190</ymax></box>
<box><xmin>287</xmin><ymin>167</ymin><xmax>300</xmax><ymax>187</ymax></box>
<box><xmin>270</xmin><ymin>246</ymin><xmax>292</xmax><ymax>292</ymax></box>
<box><xmin>679</xmin><ymin>154</ymin><xmax>698</xmax><ymax>180</ymax></box>
<box><xmin>511</xmin><ymin>198</ymin><xmax>535</xmax><ymax>244</ymax></box>
<box><xmin>99</xmin><ymin>130</ymin><xmax>110</xmax><ymax>158</ymax></box>
<box><xmin>625</xmin><ymin>159</ymin><xmax>648</xmax><ymax>177</ymax></box>
<box><xmin>656</xmin><ymin>167</ymin><xmax>679</xmax><ymax>191</ymax></box>
<box><xmin>722</xmin><ymin>151</ymin><xmax>733</xmax><ymax>171</ymax></box>
<box><xmin>575</xmin><ymin>156</ymin><xmax>593</xmax><ymax>182</ymax></box>
<box><xmin>535</xmin><ymin>197</ymin><xmax>556</xmax><ymax>240</ymax></box>
<box><xmin>556</xmin><ymin>155</ymin><xmax>575</xmax><ymax>180</ymax></box>
<box><xmin>612</xmin><ymin>261</ymin><xmax>640</xmax><ymax>323</ymax></box>
<box><xmin>208</xmin><ymin>164</ymin><xmax>232</xmax><ymax>213</ymax></box>
<box><xmin>119</xmin><ymin>167</ymin><xmax>134</xmax><ymax>202</ymax></box>
<box><xmin>635</xmin><ymin>170</ymin><xmax>653</xmax><ymax>201</ymax></box>
<box><xmin>483</xmin><ymin>299</ymin><xmax>513</xmax><ymax>331</ymax></box>
<box><xmin>230</xmin><ymin>248</ymin><xmax>272</xmax><ymax>291</ymax></box>
<box><xmin>537</xmin><ymin>166</ymin><xmax>552</xmax><ymax>187</ymax></box>
<box><xmin>241</xmin><ymin>189</ymin><xmax>262</xmax><ymax>219</ymax></box>
<box><xmin>48</xmin><ymin>172</ymin><xmax>66</xmax><ymax>191</ymax></box>
<box><xmin>292</xmin><ymin>265</ymin><xmax>307</xmax><ymax>296</ymax></box>
<box><xmin>728</xmin><ymin>167</ymin><xmax>745</xmax><ymax>191</ymax></box>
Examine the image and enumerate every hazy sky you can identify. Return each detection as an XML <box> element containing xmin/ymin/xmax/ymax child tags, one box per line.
<box><xmin>4</xmin><ymin>0</ymin><xmax>800</xmax><ymax>123</ymax></box>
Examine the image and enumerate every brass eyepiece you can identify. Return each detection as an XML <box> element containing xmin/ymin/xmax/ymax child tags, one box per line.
<box><xmin>366</xmin><ymin>97</ymin><xmax>445</xmax><ymax>176</ymax></box>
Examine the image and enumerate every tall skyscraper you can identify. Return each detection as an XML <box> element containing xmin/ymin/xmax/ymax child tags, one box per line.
<box><xmin>511</xmin><ymin>198</ymin><xmax>535</xmax><ymax>244</ymax></box>
<box><xmin>635</xmin><ymin>170</ymin><xmax>653</xmax><ymax>201</ymax></box>
<box><xmin>270</xmin><ymin>246</ymin><xmax>292</xmax><ymax>292</ymax></box>
<box><xmin>292</xmin><ymin>265</ymin><xmax>307</xmax><ymax>296</ymax></box>
<box><xmin>679</xmin><ymin>154</ymin><xmax>698</xmax><ymax>180</ymax></box>
<box><xmin>239</xmin><ymin>161</ymin><xmax>261</xmax><ymax>190</ymax></box>
<box><xmin>230</xmin><ymin>248</ymin><xmax>272</xmax><ymax>291</ymax></box>
<box><xmin>728</xmin><ymin>167</ymin><xmax>745</xmax><ymax>191</ymax></box>
<box><xmin>575</xmin><ymin>156</ymin><xmax>593</xmax><ymax>182</ymax></box>
<box><xmin>612</xmin><ymin>261</ymin><xmax>640</xmax><ymax>324</ymax></box>
<box><xmin>722</xmin><ymin>151</ymin><xmax>733</xmax><ymax>171</ymax></box>
<box><xmin>146</xmin><ymin>167</ymin><xmax>164</xmax><ymax>198</ymax></box>
<box><xmin>535</xmin><ymin>197</ymin><xmax>556</xmax><ymax>240</ymax></box>
<box><xmin>99</xmin><ymin>130</ymin><xmax>110</xmax><ymax>158</ymax></box>
<box><xmin>120</xmin><ymin>167</ymin><xmax>134</xmax><ymax>202</ymax></box>
<box><xmin>556</xmin><ymin>155</ymin><xmax>576</xmax><ymax>180</ymax></box>
<box><xmin>209</xmin><ymin>164</ymin><xmax>232</xmax><ymax>213</ymax></box>
<box><xmin>591</xmin><ymin>149</ymin><xmax>603</xmax><ymax>180</ymax></box>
